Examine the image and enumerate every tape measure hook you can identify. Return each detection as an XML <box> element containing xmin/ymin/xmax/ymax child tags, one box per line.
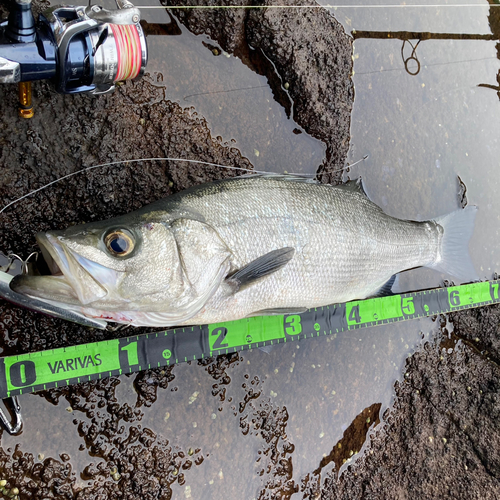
<box><xmin>0</xmin><ymin>396</ymin><xmax>23</xmax><ymax>435</ymax></box>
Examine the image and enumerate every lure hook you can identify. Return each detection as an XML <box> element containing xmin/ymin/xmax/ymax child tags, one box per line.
<box><xmin>0</xmin><ymin>396</ymin><xmax>23</xmax><ymax>435</ymax></box>
<box><xmin>7</xmin><ymin>252</ymin><xmax>38</xmax><ymax>275</ymax></box>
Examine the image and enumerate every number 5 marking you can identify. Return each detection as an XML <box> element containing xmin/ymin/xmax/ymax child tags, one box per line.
<box><xmin>401</xmin><ymin>297</ymin><xmax>415</xmax><ymax>315</ymax></box>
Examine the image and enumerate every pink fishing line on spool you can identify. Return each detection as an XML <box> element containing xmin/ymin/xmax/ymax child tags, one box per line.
<box><xmin>110</xmin><ymin>24</ymin><xmax>142</xmax><ymax>81</ymax></box>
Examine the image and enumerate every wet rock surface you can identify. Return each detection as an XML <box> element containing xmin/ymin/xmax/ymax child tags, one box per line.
<box><xmin>167</xmin><ymin>0</ymin><xmax>354</xmax><ymax>184</ymax></box>
<box><xmin>320</xmin><ymin>306</ymin><xmax>500</xmax><ymax>499</ymax></box>
<box><xmin>0</xmin><ymin>1</ymin><xmax>499</xmax><ymax>500</ymax></box>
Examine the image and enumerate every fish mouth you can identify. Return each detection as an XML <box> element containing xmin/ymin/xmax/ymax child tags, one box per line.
<box><xmin>10</xmin><ymin>233</ymin><xmax>119</xmax><ymax>307</ymax></box>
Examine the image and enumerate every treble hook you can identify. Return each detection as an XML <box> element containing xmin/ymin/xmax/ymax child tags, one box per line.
<box><xmin>0</xmin><ymin>396</ymin><xmax>23</xmax><ymax>435</ymax></box>
<box><xmin>7</xmin><ymin>252</ymin><xmax>38</xmax><ymax>275</ymax></box>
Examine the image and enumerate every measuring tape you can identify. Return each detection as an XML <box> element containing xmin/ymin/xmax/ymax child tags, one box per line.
<box><xmin>0</xmin><ymin>280</ymin><xmax>498</xmax><ymax>400</ymax></box>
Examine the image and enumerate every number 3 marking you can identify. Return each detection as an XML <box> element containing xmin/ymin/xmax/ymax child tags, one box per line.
<box><xmin>285</xmin><ymin>315</ymin><xmax>302</xmax><ymax>335</ymax></box>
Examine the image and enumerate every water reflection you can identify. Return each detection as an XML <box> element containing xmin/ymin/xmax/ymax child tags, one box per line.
<box><xmin>139</xmin><ymin>11</ymin><xmax>325</xmax><ymax>174</ymax></box>
<box><xmin>352</xmin><ymin>24</ymin><xmax>498</xmax><ymax>80</ymax></box>
<box><xmin>337</xmin><ymin>1</ymin><xmax>500</xmax><ymax>293</ymax></box>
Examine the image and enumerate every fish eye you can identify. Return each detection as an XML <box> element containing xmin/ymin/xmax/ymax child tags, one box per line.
<box><xmin>104</xmin><ymin>230</ymin><xmax>135</xmax><ymax>257</ymax></box>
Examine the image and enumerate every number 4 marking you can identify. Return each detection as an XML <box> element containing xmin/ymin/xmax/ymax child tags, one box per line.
<box><xmin>348</xmin><ymin>305</ymin><xmax>361</xmax><ymax>324</ymax></box>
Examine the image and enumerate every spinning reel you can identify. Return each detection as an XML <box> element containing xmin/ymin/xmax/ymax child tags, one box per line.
<box><xmin>0</xmin><ymin>0</ymin><xmax>148</xmax><ymax>117</ymax></box>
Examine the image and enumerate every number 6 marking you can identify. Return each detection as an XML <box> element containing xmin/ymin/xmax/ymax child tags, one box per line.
<box><xmin>449</xmin><ymin>290</ymin><xmax>461</xmax><ymax>307</ymax></box>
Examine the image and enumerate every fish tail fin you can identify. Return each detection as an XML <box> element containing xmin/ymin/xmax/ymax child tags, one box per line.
<box><xmin>427</xmin><ymin>206</ymin><xmax>478</xmax><ymax>282</ymax></box>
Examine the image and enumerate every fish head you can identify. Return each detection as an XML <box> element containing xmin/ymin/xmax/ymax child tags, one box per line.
<box><xmin>11</xmin><ymin>214</ymin><xmax>233</xmax><ymax>325</ymax></box>
<box><xmin>12</xmin><ymin>217</ymin><xmax>190</xmax><ymax>310</ymax></box>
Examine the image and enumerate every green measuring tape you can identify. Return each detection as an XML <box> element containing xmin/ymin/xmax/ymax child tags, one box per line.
<box><xmin>0</xmin><ymin>280</ymin><xmax>498</xmax><ymax>399</ymax></box>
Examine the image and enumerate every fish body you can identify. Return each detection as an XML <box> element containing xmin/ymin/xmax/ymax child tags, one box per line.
<box><xmin>11</xmin><ymin>176</ymin><xmax>478</xmax><ymax>326</ymax></box>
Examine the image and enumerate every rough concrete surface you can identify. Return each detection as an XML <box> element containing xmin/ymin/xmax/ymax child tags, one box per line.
<box><xmin>0</xmin><ymin>0</ymin><xmax>499</xmax><ymax>499</ymax></box>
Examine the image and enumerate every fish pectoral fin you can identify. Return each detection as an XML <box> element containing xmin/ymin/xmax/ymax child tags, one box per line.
<box><xmin>226</xmin><ymin>247</ymin><xmax>295</xmax><ymax>293</ymax></box>
<box><xmin>170</xmin><ymin>218</ymin><xmax>232</xmax><ymax>295</ymax></box>
<box><xmin>246</xmin><ymin>306</ymin><xmax>307</xmax><ymax>318</ymax></box>
<box><xmin>371</xmin><ymin>274</ymin><xmax>398</xmax><ymax>297</ymax></box>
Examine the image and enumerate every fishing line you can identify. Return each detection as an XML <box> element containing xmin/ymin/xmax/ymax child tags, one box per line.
<box><xmin>183</xmin><ymin>84</ymin><xmax>268</xmax><ymax>101</ymax></box>
<box><xmin>0</xmin><ymin>154</ymin><xmax>369</xmax><ymax>214</ymax></box>
<box><xmin>139</xmin><ymin>4</ymin><xmax>499</xmax><ymax>10</ymax></box>
<box><xmin>354</xmin><ymin>56</ymin><xmax>498</xmax><ymax>77</ymax></box>
<box><xmin>111</xmin><ymin>24</ymin><xmax>143</xmax><ymax>81</ymax></box>
<box><xmin>0</xmin><ymin>158</ymin><xmax>249</xmax><ymax>214</ymax></box>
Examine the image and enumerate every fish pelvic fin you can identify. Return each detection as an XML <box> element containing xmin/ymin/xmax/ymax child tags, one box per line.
<box><xmin>226</xmin><ymin>247</ymin><xmax>295</xmax><ymax>293</ymax></box>
<box><xmin>428</xmin><ymin>206</ymin><xmax>478</xmax><ymax>282</ymax></box>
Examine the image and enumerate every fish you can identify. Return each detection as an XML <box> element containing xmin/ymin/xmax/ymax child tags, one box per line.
<box><xmin>10</xmin><ymin>175</ymin><xmax>478</xmax><ymax>327</ymax></box>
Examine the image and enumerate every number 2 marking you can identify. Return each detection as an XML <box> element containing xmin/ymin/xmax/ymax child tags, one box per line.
<box><xmin>212</xmin><ymin>327</ymin><xmax>229</xmax><ymax>349</ymax></box>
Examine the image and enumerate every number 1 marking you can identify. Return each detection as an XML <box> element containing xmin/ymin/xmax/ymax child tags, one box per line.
<box><xmin>121</xmin><ymin>342</ymin><xmax>139</xmax><ymax>366</ymax></box>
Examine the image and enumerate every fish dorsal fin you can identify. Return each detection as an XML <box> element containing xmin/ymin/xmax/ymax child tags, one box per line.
<box><xmin>170</xmin><ymin>218</ymin><xmax>232</xmax><ymax>296</ymax></box>
<box><xmin>341</xmin><ymin>177</ymin><xmax>368</xmax><ymax>197</ymax></box>
<box><xmin>226</xmin><ymin>247</ymin><xmax>295</xmax><ymax>293</ymax></box>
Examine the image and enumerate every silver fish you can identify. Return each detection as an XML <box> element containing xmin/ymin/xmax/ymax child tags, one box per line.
<box><xmin>11</xmin><ymin>176</ymin><xmax>478</xmax><ymax>327</ymax></box>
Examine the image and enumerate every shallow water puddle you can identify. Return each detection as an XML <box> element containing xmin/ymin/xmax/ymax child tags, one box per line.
<box><xmin>134</xmin><ymin>0</ymin><xmax>326</xmax><ymax>173</ymax></box>
<box><xmin>0</xmin><ymin>317</ymin><xmax>435</xmax><ymax>497</ymax></box>
<box><xmin>330</xmin><ymin>0</ymin><xmax>500</xmax><ymax>289</ymax></box>
<box><xmin>1</xmin><ymin>1</ymin><xmax>499</xmax><ymax>498</ymax></box>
